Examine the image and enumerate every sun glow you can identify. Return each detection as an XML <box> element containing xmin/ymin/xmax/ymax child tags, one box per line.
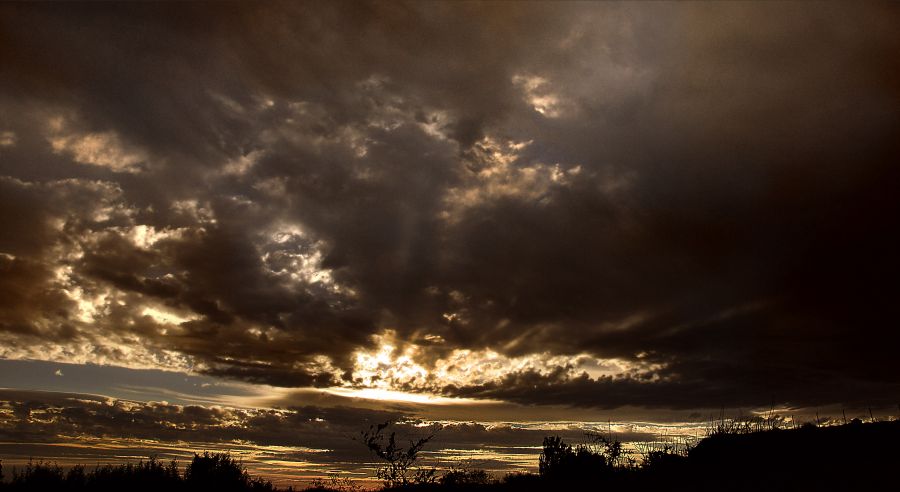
<box><xmin>351</xmin><ymin>340</ymin><xmax>429</xmax><ymax>390</ymax></box>
<box><xmin>323</xmin><ymin>386</ymin><xmax>494</xmax><ymax>406</ymax></box>
<box><xmin>141</xmin><ymin>306</ymin><xmax>196</xmax><ymax>325</ymax></box>
<box><xmin>346</xmin><ymin>331</ymin><xmax>667</xmax><ymax>403</ymax></box>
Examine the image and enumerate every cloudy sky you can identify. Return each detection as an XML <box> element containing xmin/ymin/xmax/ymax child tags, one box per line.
<box><xmin>1</xmin><ymin>1</ymin><xmax>898</xmax><ymax>486</ymax></box>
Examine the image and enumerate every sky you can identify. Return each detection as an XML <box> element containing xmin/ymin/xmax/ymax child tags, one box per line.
<box><xmin>1</xmin><ymin>1</ymin><xmax>899</xmax><ymax>487</ymax></box>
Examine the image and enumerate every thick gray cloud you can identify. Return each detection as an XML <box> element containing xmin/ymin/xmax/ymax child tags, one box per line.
<box><xmin>1</xmin><ymin>1</ymin><xmax>898</xmax><ymax>410</ymax></box>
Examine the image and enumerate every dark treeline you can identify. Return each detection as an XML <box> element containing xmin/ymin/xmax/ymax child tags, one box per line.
<box><xmin>355</xmin><ymin>417</ymin><xmax>900</xmax><ymax>492</ymax></box>
<box><xmin>3</xmin><ymin>419</ymin><xmax>899</xmax><ymax>491</ymax></box>
<box><xmin>503</xmin><ymin>418</ymin><xmax>900</xmax><ymax>492</ymax></box>
<box><xmin>0</xmin><ymin>452</ymin><xmax>278</xmax><ymax>492</ymax></box>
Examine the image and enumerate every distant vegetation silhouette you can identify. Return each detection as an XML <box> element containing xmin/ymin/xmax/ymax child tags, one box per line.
<box><xmin>2</xmin><ymin>418</ymin><xmax>899</xmax><ymax>491</ymax></box>
<box><xmin>0</xmin><ymin>452</ymin><xmax>276</xmax><ymax>492</ymax></box>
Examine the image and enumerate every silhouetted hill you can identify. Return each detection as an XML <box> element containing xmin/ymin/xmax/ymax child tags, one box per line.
<box><xmin>681</xmin><ymin>419</ymin><xmax>900</xmax><ymax>491</ymax></box>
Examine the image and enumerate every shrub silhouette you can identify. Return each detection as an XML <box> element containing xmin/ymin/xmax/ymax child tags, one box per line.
<box><xmin>640</xmin><ymin>445</ymin><xmax>688</xmax><ymax>475</ymax></box>
<box><xmin>538</xmin><ymin>435</ymin><xmax>609</xmax><ymax>482</ymax></box>
<box><xmin>9</xmin><ymin>460</ymin><xmax>65</xmax><ymax>489</ymax></box>
<box><xmin>64</xmin><ymin>465</ymin><xmax>86</xmax><ymax>488</ymax></box>
<box><xmin>440</xmin><ymin>466</ymin><xmax>493</xmax><ymax>487</ymax></box>
<box><xmin>185</xmin><ymin>452</ymin><xmax>274</xmax><ymax>491</ymax></box>
<box><xmin>309</xmin><ymin>474</ymin><xmax>364</xmax><ymax>492</ymax></box>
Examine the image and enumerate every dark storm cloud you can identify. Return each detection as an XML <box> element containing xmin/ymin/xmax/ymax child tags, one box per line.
<box><xmin>1</xmin><ymin>1</ymin><xmax>899</xmax><ymax>409</ymax></box>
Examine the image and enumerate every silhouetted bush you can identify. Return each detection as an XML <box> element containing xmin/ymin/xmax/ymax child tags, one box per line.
<box><xmin>439</xmin><ymin>466</ymin><xmax>493</xmax><ymax>487</ymax></box>
<box><xmin>185</xmin><ymin>452</ymin><xmax>274</xmax><ymax>491</ymax></box>
<box><xmin>309</xmin><ymin>474</ymin><xmax>364</xmax><ymax>492</ymax></box>
<box><xmin>499</xmin><ymin>472</ymin><xmax>540</xmax><ymax>489</ymax></box>
<box><xmin>641</xmin><ymin>446</ymin><xmax>688</xmax><ymax>473</ymax></box>
<box><xmin>538</xmin><ymin>435</ymin><xmax>611</xmax><ymax>482</ymax></box>
<box><xmin>10</xmin><ymin>460</ymin><xmax>65</xmax><ymax>489</ymax></box>
<box><xmin>64</xmin><ymin>465</ymin><xmax>86</xmax><ymax>488</ymax></box>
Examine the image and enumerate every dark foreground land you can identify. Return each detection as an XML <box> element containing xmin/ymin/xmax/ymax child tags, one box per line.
<box><xmin>2</xmin><ymin>419</ymin><xmax>898</xmax><ymax>491</ymax></box>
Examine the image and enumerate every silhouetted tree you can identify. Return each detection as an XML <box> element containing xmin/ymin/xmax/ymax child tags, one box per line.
<box><xmin>359</xmin><ymin>421</ymin><xmax>436</xmax><ymax>488</ymax></box>
<box><xmin>538</xmin><ymin>436</ymin><xmax>571</xmax><ymax>478</ymax></box>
